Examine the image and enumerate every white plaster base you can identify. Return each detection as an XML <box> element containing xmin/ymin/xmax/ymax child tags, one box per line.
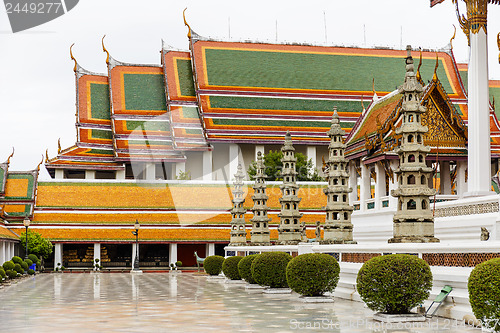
<box><xmin>207</xmin><ymin>275</ymin><xmax>225</xmax><ymax>280</ymax></box>
<box><xmin>373</xmin><ymin>313</ymin><xmax>426</xmax><ymax>323</ymax></box>
<box><xmin>225</xmin><ymin>279</ymin><xmax>246</xmax><ymax>284</ymax></box>
<box><xmin>263</xmin><ymin>288</ymin><xmax>292</xmax><ymax>294</ymax></box>
<box><xmin>245</xmin><ymin>284</ymin><xmax>266</xmax><ymax>290</ymax></box>
<box><xmin>129</xmin><ymin>270</ymin><xmax>143</xmax><ymax>274</ymax></box>
<box><xmin>299</xmin><ymin>295</ymin><xmax>334</xmax><ymax>303</ymax></box>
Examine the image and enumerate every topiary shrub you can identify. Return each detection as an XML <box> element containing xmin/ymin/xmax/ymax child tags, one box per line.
<box><xmin>27</xmin><ymin>269</ymin><xmax>35</xmax><ymax>275</ymax></box>
<box><xmin>286</xmin><ymin>253</ymin><xmax>340</xmax><ymax>297</ymax></box>
<box><xmin>2</xmin><ymin>261</ymin><xmax>15</xmax><ymax>271</ymax></box>
<box><xmin>14</xmin><ymin>263</ymin><xmax>24</xmax><ymax>274</ymax></box>
<box><xmin>6</xmin><ymin>269</ymin><xmax>17</xmax><ymax>279</ymax></box>
<box><xmin>25</xmin><ymin>259</ymin><xmax>33</xmax><ymax>267</ymax></box>
<box><xmin>12</xmin><ymin>256</ymin><xmax>22</xmax><ymax>264</ymax></box>
<box><xmin>0</xmin><ymin>268</ymin><xmax>6</xmax><ymax>279</ymax></box>
<box><xmin>251</xmin><ymin>252</ymin><xmax>292</xmax><ymax>288</ymax></box>
<box><xmin>204</xmin><ymin>255</ymin><xmax>225</xmax><ymax>276</ymax></box>
<box><xmin>21</xmin><ymin>261</ymin><xmax>29</xmax><ymax>271</ymax></box>
<box><xmin>175</xmin><ymin>261</ymin><xmax>182</xmax><ymax>267</ymax></box>
<box><xmin>28</xmin><ymin>254</ymin><xmax>38</xmax><ymax>263</ymax></box>
<box><xmin>238</xmin><ymin>254</ymin><xmax>259</xmax><ymax>284</ymax></box>
<box><xmin>222</xmin><ymin>256</ymin><xmax>243</xmax><ymax>280</ymax></box>
<box><xmin>356</xmin><ymin>254</ymin><xmax>432</xmax><ymax>314</ymax></box>
<box><xmin>468</xmin><ymin>258</ymin><xmax>500</xmax><ymax>332</ymax></box>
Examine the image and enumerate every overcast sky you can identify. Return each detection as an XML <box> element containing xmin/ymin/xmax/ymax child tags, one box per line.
<box><xmin>1</xmin><ymin>0</ymin><xmax>500</xmax><ymax>179</ymax></box>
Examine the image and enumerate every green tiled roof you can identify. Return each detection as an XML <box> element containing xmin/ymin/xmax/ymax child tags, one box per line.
<box><xmin>176</xmin><ymin>58</ymin><xmax>196</xmax><ymax>97</ymax></box>
<box><xmin>211</xmin><ymin>117</ymin><xmax>354</xmax><ymax>129</ymax></box>
<box><xmin>4</xmin><ymin>173</ymin><xmax>35</xmax><ymax>201</ymax></box>
<box><xmin>125</xmin><ymin>120</ymin><xmax>171</xmax><ymax>132</ymax></box>
<box><xmin>490</xmin><ymin>86</ymin><xmax>500</xmax><ymax>119</ymax></box>
<box><xmin>91</xmin><ymin>129</ymin><xmax>113</xmax><ymax>140</ymax></box>
<box><xmin>124</xmin><ymin>74</ymin><xmax>167</xmax><ymax>111</ymax></box>
<box><xmin>90</xmin><ymin>83</ymin><xmax>111</xmax><ymax>120</ymax></box>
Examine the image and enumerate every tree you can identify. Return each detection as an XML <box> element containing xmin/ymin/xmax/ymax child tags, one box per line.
<box><xmin>19</xmin><ymin>230</ymin><xmax>53</xmax><ymax>259</ymax></box>
<box><xmin>247</xmin><ymin>150</ymin><xmax>323</xmax><ymax>181</ymax></box>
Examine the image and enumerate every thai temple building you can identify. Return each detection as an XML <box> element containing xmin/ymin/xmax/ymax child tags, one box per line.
<box><xmin>0</xmin><ymin>4</ymin><xmax>500</xmax><ymax>280</ymax></box>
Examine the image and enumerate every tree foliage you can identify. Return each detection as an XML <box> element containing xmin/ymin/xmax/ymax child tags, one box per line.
<box><xmin>19</xmin><ymin>230</ymin><xmax>53</xmax><ymax>259</ymax></box>
<box><xmin>247</xmin><ymin>150</ymin><xmax>323</xmax><ymax>181</ymax></box>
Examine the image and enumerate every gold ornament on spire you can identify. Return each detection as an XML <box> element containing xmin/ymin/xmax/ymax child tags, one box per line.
<box><xmin>361</xmin><ymin>95</ymin><xmax>365</xmax><ymax>111</ymax></box>
<box><xmin>372</xmin><ymin>78</ymin><xmax>375</xmax><ymax>94</ymax></box>
<box><xmin>416</xmin><ymin>49</ymin><xmax>423</xmax><ymax>84</ymax></box>
<box><xmin>450</xmin><ymin>24</ymin><xmax>456</xmax><ymax>49</ymax></box>
<box><xmin>432</xmin><ymin>53</ymin><xmax>439</xmax><ymax>82</ymax></box>
<box><xmin>45</xmin><ymin>149</ymin><xmax>49</xmax><ymax>163</ymax></box>
<box><xmin>6</xmin><ymin>147</ymin><xmax>14</xmax><ymax>165</ymax></box>
<box><xmin>69</xmin><ymin>43</ymin><xmax>77</xmax><ymax>72</ymax></box>
<box><xmin>183</xmin><ymin>8</ymin><xmax>192</xmax><ymax>39</ymax></box>
<box><xmin>497</xmin><ymin>32</ymin><xmax>500</xmax><ymax>63</ymax></box>
<box><xmin>454</xmin><ymin>0</ymin><xmax>471</xmax><ymax>45</ymax></box>
<box><xmin>57</xmin><ymin>138</ymin><xmax>61</xmax><ymax>154</ymax></box>
<box><xmin>36</xmin><ymin>154</ymin><xmax>44</xmax><ymax>172</ymax></box>
<box><xmin>102</xmin><ymin>35</ymin><xmax>110</xmax><ymax>65</ymax></box>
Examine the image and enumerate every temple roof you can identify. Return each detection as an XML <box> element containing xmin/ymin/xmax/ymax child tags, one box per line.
<box><xmin>0</xmin><ymin>165</ymin><xmax>40</xmax><ymax>221</ymax></box>
<box><xmin>0</xmin><ymin>224</ymin><xmax>19</xmax><ymax>241</ymax></box>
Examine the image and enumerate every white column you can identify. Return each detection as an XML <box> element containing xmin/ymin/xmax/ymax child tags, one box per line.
<box><xmin>388</xmin><ymin>160</ymin><xmax>399</xmax><ymax>208</ymax></box>
<box><xmin>456</xmin><ymin>160</ymin><xmax>467</xmax><ymax>198</ymax></box>
<box><xmin>85</xmin><ymin>170</ymin><xmax>96</xmax><ymax>180</ymax></box>
<box><xmin>360</xmin><ymin>163</ymin><xmax>371</xmax><ymax>212</ymax></box>
<box><xmin>144</xmin><ymin>163</ymin><xmax>156</xmax><ymax>181</ymax></box>
<box><xmin>169</xmin><ymin>243</ymin><xmax>178</xmax><ymax>265</ymax></box>
<box><xmin>206</xmin><ymin>243</ymin><xmax>215</xmax><ymax>257</ymax></box>
<box><xmin>255</xmin><ymin>145</ymin><xmax>265</xmax><ymax>161</ymax></box>
<box><xmin>8</xmin><ymin>242</ymin><xmax>13</xmax><ymax>259</ymax></box>
<box><xmin>374</xmin><ymin>162</ymin><xmax>385</xmax><ymax>210</ymax></box>
<box><xmin>229</xmin><ymin>144</ymin><xmax>240</xmax><ymax>179</ymax></box>
<box><xmin>1</xmin><ymin>241</ymin><xmax>5</xmax><ymax>264</ymax></box>
<box><xmin>202</xmin><ymin>150</ymin><xmax>213</xmax><ymax>181</ymax></box>
<box><xmin>116</xmin><ymin>169</ymin><xmax>126</xmax><ymax>180</ymax></box>
<box><xmin>55</xmin><ymin>169</ymin><xmax>64</xmax><ymax>179</ymax></box>
<box><xmin>93</xmin><ymin>243</ymin><xmax>101</xmax><ymax>268</ymax></box>
<box><xmin>132</xmin><ymin>243</ymin><xmax>139</xmax><ymax>266</ymax></box>
<box><xmin>466</xmin><ymin>28</ymin><xmax>491</xmax><ymax>196</ymax></box>
<box><xmin>348</xmin><ymin>162</ymin><xmax>358</xmax><ymax>203</ymax></box>
<box><xmin>54</xmin><ymin>243</ymin><xmax>63</xmax><ymax>270</ymax></box>
<box><xmin>439</xmin><ymin>161</ymin><xmax>451</xmax><ymax>195</ymax></box>
<box><xmin>306</xmin><ymin>146</ymin><xmax>317</xmax><ymax>171</ymax></box>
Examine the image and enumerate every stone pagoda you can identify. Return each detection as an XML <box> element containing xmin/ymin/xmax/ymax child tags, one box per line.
<box><xmin>322</xmin><ymin>107</ymin><xmax>356</xmax><ymax>244</ymax></box>
<box><xmin>229</xmin><ymin>164</ymin><xmax>247</xmax><ymax>245</ymax></box>
<box><xmin>250</xmin><ymin>151</ymin><xmax>271</xmax><ymax>245</ymax></box>
<box><xmin>389</xmin><ymin>46</ymin><xmax>439</xmax><ymax>243</ymax></box>
<box><xmin>278</xmin><ymin>132</ymin><xmax>303</xmax><ymax>244</ymax></box>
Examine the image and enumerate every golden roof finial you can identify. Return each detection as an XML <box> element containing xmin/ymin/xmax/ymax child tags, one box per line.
<box><xmin>372</xmin><ymin>78</ymin><xmax>375</xmax><ymax>94</ymax></box>
<box><xmin>6</xmin><ymin>147</ymin><xmax>14</xmax><ymax>165</ymax></box>
<box><xmin>416</xmin><ymin>49</ymin><xmax>423</xmax><ymax>83</ymax></box>
<box><xmin>450</xmin><ymin>25</ymin><xmax>456</xmax><ymax>49</ymax></box>
<box><xmin>36</xmin><ymin>154</ymin><xmax>44</xmax><ymax>173</ymax></box>
<box><xmin>102</xmin><ymin>35</ymin><xmax>110</xmax><ymax>65</ymax></box>
<box><xmin>183</xmin><ymin>8</ymin><xmax>192</xmax><ymax>40</ymax></box>
<box><xmin>361</xmin><ymin>95</ymin><xmax>365</xmax><ymax>111</ymax></box>
<box><xmin>432</xmin><ymin>52</ymin><xmax>439</xmax><ymax>82</ymax></box>
<box><xmin>57</xmin><ymin>138</ymin><xmax>61</xmax><ymax>154</ymax></box>
<box><xmin>497</xmin><ymin>32</ymin><xmax>500</xmax><ymax>64</ymax></box>
<box><xmin>69</xmin><ymin>43</ymin><xmax>78</xmax><ymax>72</ymax></box>
<box><xmin>45</xmin><ymin>149</ymin><xmax>49</xmax><ymax>163</ymax></box>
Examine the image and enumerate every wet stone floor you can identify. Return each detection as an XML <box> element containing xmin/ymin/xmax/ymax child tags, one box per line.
<box><xmin>0</xmin><ymin>272</ymin><xmax>481</xmax><ymax>332</ymax></box>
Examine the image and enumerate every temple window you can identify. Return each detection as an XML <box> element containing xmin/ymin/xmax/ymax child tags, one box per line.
<box><xmin>334</xmin><ymin>179</ymin><xmax>338</xmax><ymax>185</ymax></box>
<box><xmin>407</xmin><ymin>199</ymin><xmax>417</xmax><ymax>210</ymax></box>
<box><xmin>293</xmin><ymin>203</ymin><xmax>297</xmax><ymax>209</ymax></box>
<box><xmin>419</xmin><ymin>155</ymin><xmax>423</xmax><ymax>163</ymax></box>
<box><xmin>344</xmin><ymin>212</ymin><xmax>348</xmax><ymax>220</ymax></box>
<box><xmin>333</xmin><ymin>150</ymin><xmax>338</xmax><ymax>156</ymax></box>
<box><xmin>422</xmin><ymin>200</ymin><xmax>427</xmax><ymax>210</ymax></box>
<box><xmin>408</xmin><ymin>134</ymin><xmax>414</xmax><ymax>143</ymax></box>
<box><xmin>417</xmin><ymin>135</ymin><xmax>422</xmax><ymax>143</ymax></box>
<box><xmin>408</xmin><ymin>175</ymin><xmax>416</xmax><ymax>184</ymax></box>
<box><xmin>333</xmin><ymin>212</ymin><xmax>338</xmax><ymax>220</ymax></box>
<box><xmin>294</xmin><ymin>219</ymin><xmax>298</xmax><ymax>224</ymax></box>
<box><xmin>408</xmin><ymin>154</ymin><xmax>415</xmax><ymax>163</ymax></box>
<box><xmin>342</xmin><ymin>179</ymin><xmax>345</xmax><ymax>185</ymax></box>
<box><xmin>409</xmin><ymin>114</ymin><xmax>414</xmax><ymax>122</ymax></box>
<box><xmin>409</xmin><ymin>94</ymin><xmax>412</xmax><ymax>101</ymax></box>
<box><xmin>333</xmin><ymin>195</ymin><xmax>338</xmax><ymax>202</ymax></box>
<box><xmin>421</xmin><ymin>175</ymin><xmax>426</xmax><ymax>185</ymax></box>
<box><xmin>256</xmin><ymin>223</ymin><xmax>260</xmax><ymax>228</ymax></box>
<box><xmin>416</xmin><ymin>114</ymin><xmax>420</xmax><ymax>122</ymax></box>
<box><xmin>286</xmin><ymin>203</ymin><xmax>290</xmax><ymax>209</ymax></box>
<box><xmin>343</xmin><ymin>194</ymin><xmax>347</xmax><ymax>202</ymax></box>
<box><xmin>285</xmin><ymin>219</ymin><xmax>290</xmax><ymax>224</ymax></box>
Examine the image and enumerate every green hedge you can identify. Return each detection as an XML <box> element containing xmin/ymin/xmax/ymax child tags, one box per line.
<box><xmin>222</xmin><ymin>256</ymin><xmax>243</xmax><ymax>280</ymax></box>
<box><xmin>21</xmin><ymin>261</ymin><xmax>29</xmax><ymax>271</ymax></box>
<box><xmin>251</xmin><ymin>252</ymin><xmax>292</xmax><ymax>288</ymax></box>
<box><xmin>28</xmin><ymin>254</ymin><xmax>38</xmax><ymax>263</ymax></box>
<box><xmin>175</xmin><ymin>261</ymin><xmax>182</xmax><ymax>267</ymax></box>
<box><xmin>6</xmin><ymin>270</ymin><xmax>17</xmax><ymax>279</ymax></box>
<box><xmin>356</xmin><ymin>254</ymin><xmax>432</xmax><ymax>314</ymax></box>
<box><xmin>14</xmin><ymin>263</ymin><xmax>24</xmax><ymax>274</ymax></box>
<box><xmin>2</xmin><ymin>261</ymin><xmax>14</xmax><ymax>271</ymax></box>
<box><xmin>204</xmin><ymin>255</ymin><xmax>225</xmax><ymax>276</ymax></box>
<box><xmin>25</xmin><ymin>259</ymin><xmax>33</xmax><ymax>267</ymax></box>
<box><xmin>468</xmin><ymin>258</ymin><xmax>500</xmax><ymax>332</ymax></box>
<box><xmin>27</xmin><ymin>269</ymin><xmax>35</xmax><ymax>275</ymax></box>
<box><xmin>286</xmin><ymin>253</ymin><xmax>340</xmax><ymax>297</ymax></box>
<box><xmin>12</xmin><ymin>256</ymin><xmax>22</xmax><ymax>264</ymax></box>
<box><xmin>0</xmin><ymin>268</ymin><xmax>5</xmax><ymax>279</ymax></box>
<box><xmin>238</xmin><ymin>254</ymin><xmax>259</xmax><ymax>284</ymax></box>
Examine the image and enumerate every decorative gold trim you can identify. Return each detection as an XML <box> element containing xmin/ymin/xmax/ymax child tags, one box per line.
<box><xmin>450</xmin><ymin>24</ymin><xmax>457</xmax><ymax>49</ymax></box>
<box><xmin>454</xmin><ymin>0</ymin><xmax>471</xmax><ymax>45</ymax></box>
<box><xmin>372</xmin><ymin>78</ymin><xmax>376</xmax><ymax>95</ymax></box>
<box><xmin>466</xmin><ymin>0</ymin><xmax>487</xmax><ymax>35</ymax></box>
<box><xmin>102</xmin><ymin>35</ymin><xmax>110</xmax><ymax>65</ymax></box>
<box><xmin>416</xmin><ymin>49</ymin><xmax>423</xmax><ymax>84</ymax></box>
<box><xmin>45</xmin><ymin>149</ymin><xmax>49</xmax><ymax>163</ymax></box>
<box><xmin>361</xmin><ymin>95</ymin><xmax>365</xmax><ymax>111</ymax></box>
<box><xmin>69</xmin><ymin>43</ymin><xmax>77</xmax><ymax>72</ymax></box>
<box><xmin>57</xmin><ymin>138</ymin><xmax>61</xmax><ymax>154</ymax></box>
<box><xmin>36</xmin><ymin>154</ymin><xmax>44</xmax><ymax>173</ymax></box>
<box><xmin>497</xmin><ymin>32</ymin><xmax>500</xmax><ymax>63</ymax></box>
<box><xmin>6</xmin><ymin>147</ymin><xmax>14</xmax><ymax>165</ymax></box>
<box><xmin>183</xmin><ymin>8</ymin><xmax>192</xmax><ymax>40</ymax></box>
<box><xmin>432</xmin><ymin>53</ymin><xmax>439</xmax><ymax>82</ymax></box>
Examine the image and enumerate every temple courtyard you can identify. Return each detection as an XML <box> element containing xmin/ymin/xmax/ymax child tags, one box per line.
<box><xmin>0</xmin><ymin>272</ymin><xmax>481</xmax><ymax>332</ymax></box>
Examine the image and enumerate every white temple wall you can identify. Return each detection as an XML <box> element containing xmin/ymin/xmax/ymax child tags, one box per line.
<box><xmin>184</xmin><ymin>151</ymin><xmax>203</xmax><ymax>180</ymax></box>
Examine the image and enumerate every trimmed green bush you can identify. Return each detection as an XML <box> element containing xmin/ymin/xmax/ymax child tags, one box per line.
<box><xmin>251</xmin><ymin>252</ymin><xmax>292</xmax><ymax>288</ymax></box>
<box><xmin>468</xmin><ymin>258</ymin><xmax>500</xmax><ymax>332</ymax></box>
<box><xmin>286</xmin><ymin>253</ymin><xmax>340</xmax><ymax>297</ymax></box>
<box><xmin>12</xmin><ymin>256</ymin><xmax>22</xmax><ymax>264</ymax></box>
<box><xmin>238</xmin><ymin>254</ymin><xmax>259</xmax><ymax>284</ymax></box>
<box><xmin>0</xmin><ymin>268</ymin><xmax>6</xmax><ymax>279</ymax></box>
<box><xmin>222</xmin><ymin>256</ymin><xmax>243</xmax><ymax>280</ymax></box>
<box><xmin>14</xmin><ymin>263</ymin><xmax>24</xmax><ymax>274</ymax></box>
<box><xmin>21</xmin><ymin>261</ymin><xmax>29</xmax><ymax>271</ymax></box>
<box><xmin>356</xmin><ymin>254</ymin><xmax>432</xmax><ymax>314</ymax></box>
<box><xmin>28</xmin><ymin>254</ymin><xmax>38</xmax><ymax>263</ymax></box>
<box><xmin>2</xmin><ymin>261</ymin><xmax>15</xmax><ymax>271</ymax></box>
<box><xmin>6</xmin><ymin>269</ymin><xmax>17</xmax><ymax>279</ymax></box>
<box><xmin>175</xmin><ymin>261</ymin><xmax>182</xmax><ymax>267</ymax></box>
<box><xmin>27</xmin><ymin>269</ymin><xmax>35</xmax><ymax>275</ymax></box>
<box><xmin>204</xmin><ymin>255</ymin><xmax>225</xmax><ymax>276</ymax></box>
<box><xmin>25</xmin><ymin>259</ymin><xmax>33</xmax><ymax>267</ymax></box>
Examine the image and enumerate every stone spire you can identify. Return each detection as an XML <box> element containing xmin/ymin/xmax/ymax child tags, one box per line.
<box><xmin>278</xmin><ymin>132</ymin><xmax>303</xmax><ymax>244</ymax></box>
<box><xmin>322</xmin><ymin>107</ymin><xmax>356</xmax><ymax>244</ymax></box>
<box><xmin>250</xmin><ymin>151</ymin><xmax>271</xmax><ymax>245</ymax></box>
<box><xmin>389</xmin><ymin>46</ymin><xmax>439</xmax><ymax>243</ymax></box>
<box><xmin>229</xmin><ymin>164</ymin><xmax>247</xmax><ymax>245</ymax></box>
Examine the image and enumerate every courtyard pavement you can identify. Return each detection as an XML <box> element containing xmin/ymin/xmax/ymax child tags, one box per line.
<box><xmin>0</xmin><ymin>272</ymin><xmax>481</xmax><ymax>332</ymax></box>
